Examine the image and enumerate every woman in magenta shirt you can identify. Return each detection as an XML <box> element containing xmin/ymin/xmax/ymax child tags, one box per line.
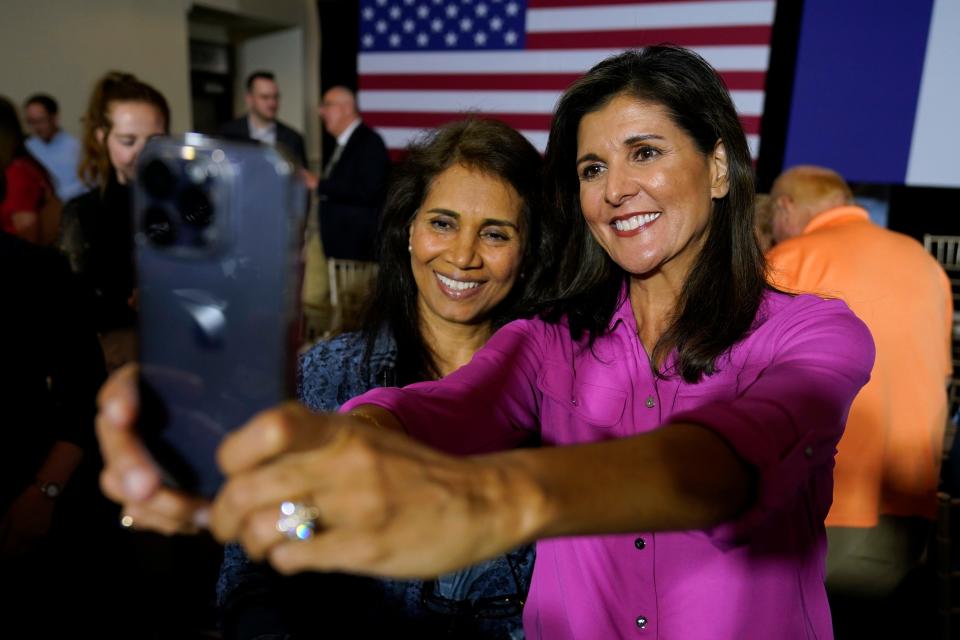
<box><xmin>99</xmin><ymin>47</ymin><xmax>874</xmax><ymax>638</ymax></box>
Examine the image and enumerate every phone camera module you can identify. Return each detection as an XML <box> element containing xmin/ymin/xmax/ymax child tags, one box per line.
<box><xmin>179</xmin><ymin>186</ymin><xmax>214</xmax><ymax>228</ymax></box>
<box><xmin>142</xmin><ymin>159</ymin><xmax>176</xmax><ymax>199</ymax></box>
<box><xmin>144</xmin><ymin>206</ymin><xmax>176</xmax><ymax>246</ymax></box>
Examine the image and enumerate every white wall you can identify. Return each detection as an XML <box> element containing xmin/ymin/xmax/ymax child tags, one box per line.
<box><xmin>237</xmin><ymin>28</ymin><xmax>306</xmax><ymax>133</ymax></box>
<box><xmin>1</xmin><ymin>0</ymin><xmax>193</xmax><ymax>136</ymax></box>
<box><xmin>0</xmin><ymin>0</ymin><xmax>318</xmax><ymax>165</ymax></box>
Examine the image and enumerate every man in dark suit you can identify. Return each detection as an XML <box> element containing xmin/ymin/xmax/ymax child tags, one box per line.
<box><xmin>220</xmin><ymin>70</ymin><xmax>307</xmax><ymax>168</ymax></box>
<box><xmin>316</xmin><ymin>86</ymin><xmax>390</xmax><ymax>261</ymax></box>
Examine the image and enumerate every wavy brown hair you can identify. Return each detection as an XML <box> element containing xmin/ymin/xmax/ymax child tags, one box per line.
<box><xmin>362</xmin><ymin>117</ymin><xmax>546</xmax><ymax>384</ymax></box>
<box><xmin>0</xmin><ymin>96</ymin><xmax>28</xmax><ymax>170</ymax></box>
<box><xmin>0</xmin><ymin>95</ymin><xmax>51</xmax><ymax>202</ymax></box>
<box><xmin>78</xmin><ymin>72</ymin><xmax>170</xmax><ymax>190</ymax></box>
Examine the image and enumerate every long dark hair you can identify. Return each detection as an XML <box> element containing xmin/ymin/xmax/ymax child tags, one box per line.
<box><xmin>540</xmin><ymin>46</ymin><xmax>766</xmax><ymax>382</ymax></box>
<box><xmin>0</xmin><ymin>95</ymin><xmax>51</xmax><ymax>202</ymax></box>
<box><xmin>362</xmin><ymin>118</ymin><xmax>545</xmax><ymax>384</ymax></box>
<box><xmin>79</xmin><ymin>72</ymin><xmax>170</xmax><ymax>190</ymax></box>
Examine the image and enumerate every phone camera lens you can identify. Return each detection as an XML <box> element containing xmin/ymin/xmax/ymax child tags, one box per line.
<box><xmin>144</xmin><ymin>206</ymin><xmax>176</xmax><ymax>245</ymax></box>
<box><xmin>186</xmin><ymin>162</ymin><xmax>207</xmax><ymax>184</ymax></box>
<box><xmin>142</xmin><ymin>159</ymin><xmax>175</xmax><ymax>199</ymax></box>
<box><xmin>179</xmin><ymin>186</ymin><xmax>214</xmax><ymax>227</ymax></box>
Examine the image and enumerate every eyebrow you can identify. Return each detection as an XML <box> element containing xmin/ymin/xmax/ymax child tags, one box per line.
<box><xmin>576</xmin><ymin>133</ymin><xmax>666</xmax><ymax>165</ymax></box>
<box><xmin>425</xmin><ymin>208</ymin><xmax>520</xmax><ymax>230</ymax></box>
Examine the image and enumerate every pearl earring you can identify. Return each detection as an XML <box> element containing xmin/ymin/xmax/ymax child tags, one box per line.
<box><xmin>408</xmin><ymin>244</ymin><xmax>412</xmax><ymax>252</ymax></box>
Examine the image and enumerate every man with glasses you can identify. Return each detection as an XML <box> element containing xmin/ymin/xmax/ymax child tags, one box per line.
<box><xmin>313</xmin><ymin>86</ymin><xmax>390</xmax><ymax>261</ymax></box>
<box><xmin>23</xmin><ymin>94</ymin><xmax>85</xmax><ymax>202</ymax></box>
<box><xmin>221</xmin><ymin>71</ymin><xmax>307</xmax><ymax>169</ymax></box>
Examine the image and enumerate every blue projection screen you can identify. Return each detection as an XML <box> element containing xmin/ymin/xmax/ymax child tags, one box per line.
<box><xmin>782</xmin><ymin>0</ymin><xmax>960</xmax><ymax>188</ymax></box>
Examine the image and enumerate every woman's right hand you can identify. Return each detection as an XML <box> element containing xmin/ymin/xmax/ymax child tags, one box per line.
<box><xmin>208</xmin><ymin>405</ymin><xmax>541</xmax><ymax>579</ymax></box>
<box><xmin>95</xmin><ymin>364</ymin><xmax>211</xmax><ymax>534</ymax></box>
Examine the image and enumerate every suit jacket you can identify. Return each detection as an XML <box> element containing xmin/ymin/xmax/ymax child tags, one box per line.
<box><xmin>219</xmin><ymin>116</ymin><xmax>308</xmax><ymax>168</ymax></box>
<box><xmin>318</xmin><ymin>122</ymin><xmax>390</xmax><ymax>261</ymax></box>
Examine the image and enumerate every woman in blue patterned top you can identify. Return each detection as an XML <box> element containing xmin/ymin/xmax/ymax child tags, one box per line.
<box><xmin>217</xmin><ymin>117</ymin><xmax>551</xmax><ymax>639</ymax></box>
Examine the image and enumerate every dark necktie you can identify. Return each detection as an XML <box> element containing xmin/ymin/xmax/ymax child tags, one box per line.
<box><xmin>323</xmin><ymin>144</ymin><xmax>343</xmax><ymax>178</ymax></box>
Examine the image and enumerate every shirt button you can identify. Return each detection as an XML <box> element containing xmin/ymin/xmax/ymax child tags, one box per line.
<box><xmin>634</xmin><ymin>537</ymin><xmax>646</xmax><ymax>550</ymax></box>
<box><xmin>644</xmin><ymin>396</ymin><xmax>655</xmax><ymax>408</ymax></box>
<box><xmin>571</xmin><ymin>397</ymin><xmax>578</xmax><ymax>406</ymax></box>
<box><xmin>804</xmin><ymin>446</ymin><xmax>813</xmax><ymax>458</ymax></box>
<box><xmin>635</xmin><ymin>615</ymin><xmax>648</xmax><ymax>629</ymax></box>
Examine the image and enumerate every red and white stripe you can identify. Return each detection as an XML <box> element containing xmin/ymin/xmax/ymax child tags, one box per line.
<box><xmin>358</xmin><ymin>0</ymin><xmax>776</xmax><ymax>160</ymax></box>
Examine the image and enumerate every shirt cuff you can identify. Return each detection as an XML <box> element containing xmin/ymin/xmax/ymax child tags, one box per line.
<box><xmin>671</xmin><ymin>402</ymin><xmax>830</xmax><ymax>545</ymax></box>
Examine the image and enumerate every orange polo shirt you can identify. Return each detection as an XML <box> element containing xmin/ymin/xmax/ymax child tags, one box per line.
<box><xmin>767</xmin><ymin>206</ymin><xmax>952</xmax><ymax>526</ymax></box>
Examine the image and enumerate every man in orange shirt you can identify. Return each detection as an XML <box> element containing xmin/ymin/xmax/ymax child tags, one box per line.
<box><xmin>766</xmin><ymin>165</ymin><xmax>952</xmax><ymax>604</ymax></box>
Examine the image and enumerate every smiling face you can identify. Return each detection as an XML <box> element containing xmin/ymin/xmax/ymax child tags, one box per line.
<box><xmin>408</xmin><ymin>163</ymin><xmax>524</xmax><ymax>330</ymax></box>
<box><xmin>576</xmin><ymin>94</ymin><xmax>728</xmax><ymax>280</ymax></box>
<box><xmin>99</xmin><ymin>100</ymin><xmax>167</xmax><ymax>185</ymax></box>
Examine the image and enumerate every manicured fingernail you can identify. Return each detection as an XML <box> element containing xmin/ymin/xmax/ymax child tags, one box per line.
<box><xmin>123</xmin><ymin>468</ymin><xmax>154</xmax><ymax>500</ymax></box>
<box><xmin>193</xmin><ymin>507</ymin><xmax>211</xmax><ymax>529</ymax></box>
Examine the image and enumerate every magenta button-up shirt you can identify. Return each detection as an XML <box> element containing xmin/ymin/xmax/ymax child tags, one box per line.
<box><xmin>342</xmin><ymin>290</ymin><xmax>874</xmax><ymax>639</ymax></box>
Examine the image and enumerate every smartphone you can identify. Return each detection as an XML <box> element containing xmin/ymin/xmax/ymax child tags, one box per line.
<box><xmin>134</xmin><ymin>134</ymin><xmax>305</xmax><ymax>498</ymax></box>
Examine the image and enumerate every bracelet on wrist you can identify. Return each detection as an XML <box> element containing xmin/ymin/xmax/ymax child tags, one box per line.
<box><xmin>349</xmin><ymin>410</ymin><xmax>385</xmax><ymax>431</ymax></box>
<box><xmin>37</xmin><ymin>480</ymin><xmax>63</xmax><ymax>499</ymax></box>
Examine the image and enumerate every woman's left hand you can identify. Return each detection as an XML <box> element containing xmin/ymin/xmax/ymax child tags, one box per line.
<box><xmin>96</xmin><ymin>364</ymin><xmax>211</xmax><ymax>534</ymax></box>
<box><xmin>209</xmin><ymin>403</ymin><xmax>533</xmax><ymax>579</ymax></box>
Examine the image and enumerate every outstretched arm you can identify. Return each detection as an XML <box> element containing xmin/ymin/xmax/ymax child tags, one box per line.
<box><xmin>207</xmin><ymin>403</ymin><xmax>752</xmax><ymax>578</ymax></box>
<box><xmin>209</xmin><ymin>299</ymin><xmax>872</xmax><ymax>579</ymax></box>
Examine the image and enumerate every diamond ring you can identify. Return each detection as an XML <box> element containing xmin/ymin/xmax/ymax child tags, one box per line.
<box><xmin>276</xmin><ymin>501</ymin><xmax>321</xmax><ymax>541</ymax></box>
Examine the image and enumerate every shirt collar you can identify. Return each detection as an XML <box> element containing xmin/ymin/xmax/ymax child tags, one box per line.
<box><xmin>336</xmin><ymin>118</ymin><xmax>362</xmax><ymax>147</ymax></box>
<box><xmin>248</xmin><ymin>115</ymin><xmax>277</xmax><ymax>136</ymax></box>
<box><xmin>31</xmin><ymin>130</ymin><xmax>63</xmax><ymax>147</ymax></box>
<box><xmin>803</xmin><ymin>205</ymin><xmax>870</xmax><ymax>234</ymax></box>
<box><xmin>606</xmin><ymin>281</ymin><xmax>635</xmax><ymax>333</ymax></box>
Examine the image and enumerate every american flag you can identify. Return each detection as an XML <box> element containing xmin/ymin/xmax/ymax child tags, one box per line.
<box><xmin>358</xmin><ymin>0</ymin><xmax>776</xmax><ymax>160</ymax></box>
